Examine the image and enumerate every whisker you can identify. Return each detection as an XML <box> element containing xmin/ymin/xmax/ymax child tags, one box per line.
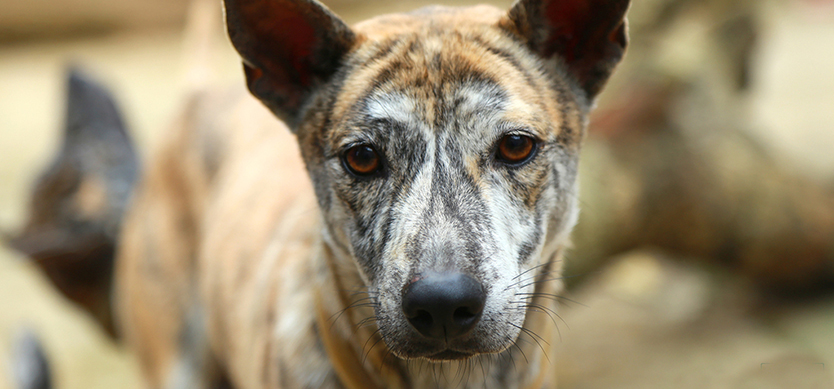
<box><xmin>515</xmin><ymin>292</ymin><xmax>588</xmax><ymax>308</ymax></box>
<box><xmin>511</xmin><ymin>262</ymin><xmax>549</xmax><ymax>281</ymax></box>
<box><xmin>510</xmin><ymin>304</ymin><xmax>554</xmax><ymax>325</ymax></box>
<box><xmin>327</xmin><ymin>295</ymin><xmax>379</xmax><ymax>329</ymax></box>
<box><xmin>503</xmin><ymin>269</ymin><xmax>563</xmax><ymax>291</ymax></box>
<box><xmin>509</xmin><ymin>335</ymin><xmax>530</xmax><ymax>365</ymax></box>
<box><xmin>507</xmin><ymin>322</ymin><xmax>550</xmax><ymax>346</ymax></box>
<box><xmin>507</xmin><ymin>321</ymin><xmax>551</xmax><ymax>363</ymax></box>
<box><xmin>506</xmin><ymin>341</ymin><xmax>517</xmax><ymax>373</ymax></box>
<box><xmin>510</xmin><ymin>300</ymin><xmax>569</xmax><ymax>334</ymax></box>
<box><xmin>531</xmin><ymin>308</ymin><xmax>563</xmax><ymax>343</ymax></box>
<box><xmin>477</xmin><ymin>354</ymin><xmax>487</xmax><ymax>382</ymax></box>
<box><xmin>521</xmin><ymin>328</ymin><xmax>551</xmax><ymax>364</ymax></box>
<box><xmin>516</xmin><ymin>274</ymin><xmax>582</xmax><ymax>290</ymax></box>
<box><xmin>355</xmin><ymin>315</ymin><xmax>378</xmax><ymax>331</ymax></box>
<box><xmin>524</xmin><ymin>302</ymin><xmax>569</xmax><ymax>332</ymax></box>
<box><xmin>361</xmin><ymin>328</ymin><xmax>383</xmax><ymax>366</ymax></box>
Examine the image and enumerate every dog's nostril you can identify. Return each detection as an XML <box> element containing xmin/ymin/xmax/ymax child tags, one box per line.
<box><xmin>401</xmin><ymin>273</ymin><xmax>486</xmax><ymax>341</ymax></box>
<box><xmin>453</xmin><ymin>307</ymin><xmax>477</xmax><ymax>323</ymax></box>
<box><xmin>410</xmin><ymin>310</ymin><xmax>433</xmax><ymax>329</ymax></box>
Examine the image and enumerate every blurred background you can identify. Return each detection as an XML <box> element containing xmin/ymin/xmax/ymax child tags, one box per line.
<box><xmin>1</xmin><ymin>0</ymin><xmax>833</xmax><ymax>387</ymax></box>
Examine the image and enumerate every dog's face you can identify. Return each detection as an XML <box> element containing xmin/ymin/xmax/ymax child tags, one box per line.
<box><xmin>225</xmin><ymin>0</ymin><xmax>628</xmax><ymax>361</ymax></box>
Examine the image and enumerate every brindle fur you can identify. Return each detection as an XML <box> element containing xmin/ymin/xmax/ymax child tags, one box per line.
<box><xmin>115</xmin><ymin>0</ymin><xmax>629</xmax><ymax>388</ymax></box>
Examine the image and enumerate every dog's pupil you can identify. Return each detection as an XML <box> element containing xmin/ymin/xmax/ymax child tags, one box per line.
<box><xmin>499</xmin><ymin>135</ymin><xmax>533</xmax><ymax>163</ymax></box>
<box><xmin>347</xmin><ymin>145</ymin><xmax>379</xmax><ymax>174</ymax></box>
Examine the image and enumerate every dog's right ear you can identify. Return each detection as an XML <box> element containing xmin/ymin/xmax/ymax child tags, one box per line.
<box><xmin>223</xmin><ymin>0</ymin><xmax>356</xmax><ymax>127</ymax></box>
<box><xmin>502</xmin><ymin>0</ymin><xmax>630</xmax><ymax>102</ymax></box>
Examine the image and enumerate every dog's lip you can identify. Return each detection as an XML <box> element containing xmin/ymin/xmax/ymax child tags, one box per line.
<box><xmin>387</xmin><ymin>333</ymin><xmax>479</xmax><ymax>360</ymax></box>
<box><xmin>424</xmin><ymin>349</ymin><xmax>474</xmax><ymax>361</ymax></box>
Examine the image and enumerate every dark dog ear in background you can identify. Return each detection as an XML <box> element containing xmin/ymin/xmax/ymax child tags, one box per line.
<box><xmin>223</xmin><ymin>0</ymin><xmax>356</xmax><ymax>127</ymax></box>
<box><xmin>502</xmin><ymin>0</ymin><xmax>631</xmax><ymax>101</ymax></box>
<box><xmin>6</xmin><ymin>67</ymin><xmax>139</xmax><ymax>338</ymax></box>
<box><xmin>9</xmin><ymin>330</ymin><xmax>52</xmax><ymax>389</ymax></box>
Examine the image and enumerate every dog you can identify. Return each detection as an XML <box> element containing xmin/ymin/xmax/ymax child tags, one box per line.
<box><xmin>8</xmin><ymin>68</ymin><xmax>138</xmax><ymax>339</ymax></box>
<box><xmin>114</xmin><ymin>0</ymin><xmax>630</xmax><ymax>387</ymax></box>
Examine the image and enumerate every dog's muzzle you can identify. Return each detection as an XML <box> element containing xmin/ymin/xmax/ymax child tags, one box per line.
<box><xmin>401</xmin><ymin>273</ymin><xmax>486</xmax><ymax>341</ymax></box>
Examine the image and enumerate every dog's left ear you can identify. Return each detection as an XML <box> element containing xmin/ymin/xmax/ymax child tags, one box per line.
<box><xmin>224</xmin><ymin>0</ymin><xmax>356</xmax><ymax>127</ymax></box>
<box><xmin>502</xmin><ymin>0</ymin><xmax>630</xmax><ymax>101</ymax></box>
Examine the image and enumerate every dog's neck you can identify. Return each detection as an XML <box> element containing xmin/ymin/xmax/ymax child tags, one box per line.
<box><xmin>312</xmin><ymin>236</ymin><xmax>561</xmax><ymax>389</ymax></box>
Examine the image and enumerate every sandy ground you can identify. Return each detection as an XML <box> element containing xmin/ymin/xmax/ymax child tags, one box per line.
<box><xmin>0</xmin><ymin>1</ymin><xmax>832</xmax><ymax>388</ymax></box>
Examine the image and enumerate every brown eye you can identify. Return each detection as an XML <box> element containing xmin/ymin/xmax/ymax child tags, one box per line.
<box><xmin>344</xmin><ymin>144</ymin><xmax>382</xmax><ymax>176</ymax></box>
<box><xmin>496</xmin><ymin>134</ymin><xmax>536</xmax><ymax>165</ymax></box>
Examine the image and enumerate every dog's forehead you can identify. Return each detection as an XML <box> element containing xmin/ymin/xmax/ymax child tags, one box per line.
<box><xmin>352</xmin><ymin>5</ymin><xmax>507</xmax><ymax>38</ymax></box>
<box><xmin>326</xmin><ymin>5</ymin><xmax>581</xmax><ymax>146</ymax></box>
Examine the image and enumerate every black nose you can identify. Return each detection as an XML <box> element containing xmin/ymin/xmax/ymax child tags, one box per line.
<box><xmin>401</xmin><ymin>273</ymin><xmax>486</xmax><ymax>341</ymax></box>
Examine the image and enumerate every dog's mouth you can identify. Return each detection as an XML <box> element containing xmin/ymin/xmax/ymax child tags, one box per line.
<box><xmin>376</xmin><ymin>308</ymin><xmax>524</xmax><ymax>362</ymax></box>
<box><xmin>425</xmin><ymin>349</ymin><xmax>474</xmax><ymax>361</ymax></box>
<box><xmin>381</xmin><ymin>328</ymin><xmax>518</xmax><ymax>361</ymax></box>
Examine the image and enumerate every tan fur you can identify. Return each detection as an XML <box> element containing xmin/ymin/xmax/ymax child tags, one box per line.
<box><xmin>116</xmin><ymin>1</ymin><xmax>628</xmax><ymax>387</ymax></box>
<box><xmin>117</xmin><ymin>90</ymin><xmax>561</xmax><ymax>389</ymax></box>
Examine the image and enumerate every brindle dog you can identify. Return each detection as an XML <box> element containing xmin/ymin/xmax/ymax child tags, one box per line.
<box><xmin>115</xmin><ymin>0</ymin><xmax>630</xmax><ymax>388</ymax></box>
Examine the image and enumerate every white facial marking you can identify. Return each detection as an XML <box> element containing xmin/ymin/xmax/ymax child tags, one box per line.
<box><xmin>365</xmin><ymin>91</ymin><xmax>416</xmax><ymax>124</ymax></box>
<box><xmin>336</xmin><ymin>78</ymin><xmax>581</xmax><ymax>359</ymax></box>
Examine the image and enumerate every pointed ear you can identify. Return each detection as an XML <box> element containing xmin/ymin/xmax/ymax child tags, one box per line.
<box><xmin>66</xmin><ymin>66</ymin><xmax>129</xmax><ymax>138</ymax></box>
<box><xmin>503</xmin><ymin>0</ymin><xmax>630</xmax><ymax>101</ymax></box>
<box><xmin>223</xmin><ymin>0</ymin><xmax>356</xmax><ymax>126</ymax></box>
<box><xmin>18</xmin><ymin>67</ymin><xmax>138</xmax><ymax>244</ymax></box>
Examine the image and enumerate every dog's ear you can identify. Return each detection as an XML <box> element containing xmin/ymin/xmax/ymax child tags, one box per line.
<box><xmin>223</xmin><ymin>0</ymin><xmax>356</xmax><ymax>126</ymax></box>
<box><xmin>502</xmin><ymin>0</ymin><xmax>630</xmax><ymax>101</ymax></box>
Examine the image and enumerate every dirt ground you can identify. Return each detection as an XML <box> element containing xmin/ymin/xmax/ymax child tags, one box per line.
<box><xmin>1</xmin><ymin>1</ymin><xmax>833</xmax><ymax>388</ymax></box>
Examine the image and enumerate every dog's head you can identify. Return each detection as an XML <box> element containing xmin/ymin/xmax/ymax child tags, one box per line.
<box><xmin>224</xmin><ymin>0</ymin><xmax>629</xmax><ymax>361</ymax></box>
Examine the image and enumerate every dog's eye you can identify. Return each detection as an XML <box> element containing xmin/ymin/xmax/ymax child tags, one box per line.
<box><xmin>496</xmin><ymin>134</ymin><xmax>536</xmax><ymax>165</ymax></box>
<box><xmin>343</xmin><ymin>144</ymin><xmax>382</xmax><ymax>176</ymax></box>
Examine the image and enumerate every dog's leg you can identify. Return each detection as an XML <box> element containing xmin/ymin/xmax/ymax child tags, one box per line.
<box><xmin>9</xmin><ymin>330</ymin><xmax>52</xmax><ymax>389</ymax></box>
<box><xmin>166</xmin><ymin>306</ymin><xmax>232</xmax><ymax>389</ymax></box>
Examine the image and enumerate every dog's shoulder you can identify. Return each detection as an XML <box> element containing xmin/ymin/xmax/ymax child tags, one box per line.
<box><xmin>116</xmin><ymin>84</ymin><xmax>319</xmax><ymax>387</ymax></box>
